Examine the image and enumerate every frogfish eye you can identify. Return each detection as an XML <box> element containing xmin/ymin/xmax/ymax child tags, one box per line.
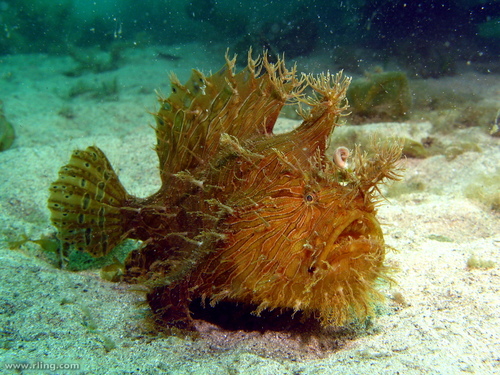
<box><xmin>304</xmin><ymin>193</ymin><xmax>315</xmax><ymax>202</ymax></box>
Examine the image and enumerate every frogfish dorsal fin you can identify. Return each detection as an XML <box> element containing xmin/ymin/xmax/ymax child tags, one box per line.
<box><xmin>153</xmin><ymin>50</ymin><xmax>304</xmax><ymax>184</ymax></box>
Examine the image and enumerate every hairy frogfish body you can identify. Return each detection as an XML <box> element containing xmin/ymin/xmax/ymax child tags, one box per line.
<box><xmin>48</xmin><ymin>52</ymin><xmax>402</xmax><ymax>329</ymax></box>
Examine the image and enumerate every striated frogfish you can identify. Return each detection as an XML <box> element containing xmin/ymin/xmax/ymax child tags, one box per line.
<box><xmin>48</xmin><ymin>51</ymin><xmax>403</xmax><ymax>329</ymax></box>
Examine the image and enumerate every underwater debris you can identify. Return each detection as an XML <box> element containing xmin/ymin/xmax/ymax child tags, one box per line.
<box><xmin>79</xmin><ymin>305</ymin><xmax>117</xmax><ymax>352</ymax></box>
<box><xmin>48</xmin><ymin>51</ymin><xmax>403</xmax><ymax>330</ymax></box>
<box><xmin>491</xmin><ymin>109</ymin><xmax>500</xmax><ymax>137</ymax></box>
<box><xmin>100</xmin><ymin>256</ymin><xmax>126</xmax><ymax>282</ymax></box>
<box><xmin>67</xmin><ymin>77</ymin><xmax>119</xmax><ymax>101</ymax></box>
<box><xmin>7</xmin><ymin>233</ymin><xmax>63</xmax><ymax>266</ymax></box>
<box><xmin>64</xmin><ymin>44</ymin><xmax>125</xmax><ymax>77</ymax></box>
<box><xmin>156</xmin><ymin>52</ymin><xmax>182</xmax><ymax>61</ymax></box>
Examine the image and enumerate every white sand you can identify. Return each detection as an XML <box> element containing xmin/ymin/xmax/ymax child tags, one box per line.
<box><xmin>0</xmin><ymin>44</ymin><xmax>499</xmax><ymax>374</ymax></box>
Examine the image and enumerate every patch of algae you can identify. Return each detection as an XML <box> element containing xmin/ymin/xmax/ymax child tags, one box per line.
<box><xmin>464</xmin><ymin>172</ymin><xmax>500</xmax><ymax>212</ymax></box>
<box><xmin>0</xmin><ymin>100</ymin><xmax>15</xmax><ymax>151</ymax></box>
<box><xmin>347</xmin><ymin>71</ymin><xmax>411</xmax><ymax>124</ymax></box>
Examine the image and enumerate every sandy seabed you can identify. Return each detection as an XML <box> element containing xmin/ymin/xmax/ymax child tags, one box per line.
<box><xmin>0</xmin><ymin>43</ymin><xmax>499</xmax><ymax>374</ymax></box>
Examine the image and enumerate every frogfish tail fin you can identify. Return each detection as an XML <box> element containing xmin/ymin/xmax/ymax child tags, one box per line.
<box><xmin>48</xmin><ymin>146</ymin><xmax>131</xmax><ymax>257</ymax></box>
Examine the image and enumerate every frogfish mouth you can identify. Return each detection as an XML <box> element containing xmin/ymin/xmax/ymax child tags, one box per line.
<box><xmin>48</xmin><ymin>51</ymin><xmax>403</xmax><ymax>329</ymax></box>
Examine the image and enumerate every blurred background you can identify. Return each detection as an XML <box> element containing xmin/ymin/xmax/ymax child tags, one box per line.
<box><xmin>0</xmin><ymin>0</ymin><xmax>498</xmax><ymax>78</ymax></box>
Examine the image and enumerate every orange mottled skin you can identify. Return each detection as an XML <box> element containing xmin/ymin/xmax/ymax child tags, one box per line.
<box><xmin>49</xmin><ymin>51</ymin><xmax>402</xmax><ymax>329</ymax></box>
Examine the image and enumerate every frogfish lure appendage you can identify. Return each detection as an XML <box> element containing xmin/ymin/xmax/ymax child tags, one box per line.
<box><xmin>48</xmin><ymin>51</ymin><xmax>403</xmax><ymax>330</ymax></box>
